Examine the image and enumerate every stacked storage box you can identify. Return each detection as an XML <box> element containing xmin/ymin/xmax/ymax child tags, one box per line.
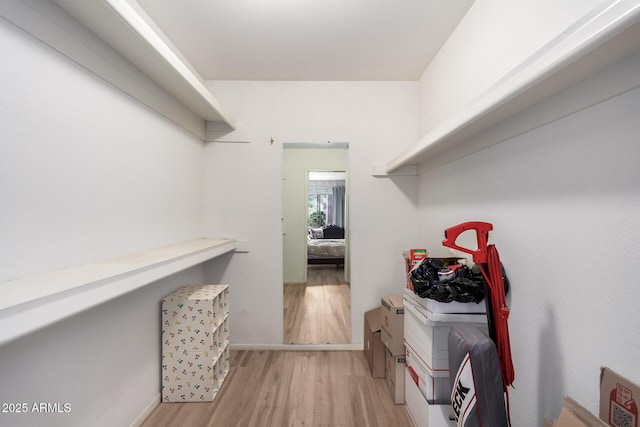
<box><xmin>364</xmin><ymin>308</ymin><xmax>385</xmax><ymax>378</ymax></box>
<box><xmin>161</xmin><ymin>284</ymin><xmax>230</xmax><ymax>402</ymax></box>
<box><xmin>381</xmin><ymin>295</ymin><xmax>405</xmax><ymax>404</ymax></box>
<box><xmin>403</xmin><ymin>288</ymin><xmax>487</xmax><ymax>426</ymax></box>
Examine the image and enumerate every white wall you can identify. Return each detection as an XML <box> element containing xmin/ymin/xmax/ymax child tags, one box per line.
<box><xmin>282</xmin><ymin>147</ymin><xmax>349</xmax><ymax>283</ymax></box>
<box><xmin>0</xmin><ymin>15</ymin><xmax>207</xmax><ymax>427</ymax></box>
<box><xmin>203</xmin><ymin>81</ymin><xmax>420</xmax><ymax>346</ymax></box>
<box><xmin>0</xmin><ymin>266</ymin><xmax>205</xmax><ymax>427</ymax></box>
<box><xmin>417</xmin><ymin>58</ymin><xmax>640</xmax><ymax>425</ymax></box>
<box><xmin>413</xmin><ymin>2</ymin><xmax>640</xmax><ymax>423</ymax></box>
<box><xmin>0</xmin><ymin>19</ymin><xmax>204</xmax><ymax>283</ymax></box>
<box><xmin>417</xmin><ymin>0</ymin><xmax>602</xmax><ymax>136</ymax></box>
<box><xmin>5</xmin><ymin>2</ymin><xmax>633</xmax><ymax>426</ymax></box>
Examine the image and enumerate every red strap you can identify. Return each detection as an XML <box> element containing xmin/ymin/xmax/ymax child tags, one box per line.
<box><xmin>480</xmin><ymin>244</ymin><xmax>515</xmax><ymax>387</ymax></box>
<box><xmin>479</xmin><ymin>244</ymin><xmax>514</xmax><ymax>425</ymax></box>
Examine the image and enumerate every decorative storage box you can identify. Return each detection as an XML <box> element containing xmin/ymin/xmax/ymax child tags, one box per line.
<box><xmin>161</xmin><ymin>284</ymin><xmax>230</xmax><ymax>402</ymax></box>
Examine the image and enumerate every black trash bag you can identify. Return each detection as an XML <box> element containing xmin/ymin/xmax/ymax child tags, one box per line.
<box><xmin>408</xmin><ymin>258</ymin><xmax>444</xmax><ymax>299</ymax></box>
<box><xmin>449</xmin><ymin>277</ymin><xmax>484</xmax><ymax>303</ymax></box>
<box><xmin>409</xmin><ymin>259</ymin><xmax>489</xmax><ymax>304</ymax></box>
<box><xmin>469</xmin><ymin>263</ymin><xmax>510</xmax><ymax>297</ymax></box>
<box><xmin>426</xmin><ymin>281</ymin><xmax>455</xmax><ymax>302</ymax></box>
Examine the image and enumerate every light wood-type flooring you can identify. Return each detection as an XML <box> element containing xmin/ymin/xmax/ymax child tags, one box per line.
<box><xmin>141</xmin><ymin>350</ymin><xmax>413</xmax><ymax>427</ymax></box>
<box><xmin>284</xmin><ymin>266</ymin><xmax>350</xmax><ymax>344</ymax></box>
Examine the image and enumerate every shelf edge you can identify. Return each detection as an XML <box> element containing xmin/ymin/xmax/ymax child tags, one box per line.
<box><xmin>50</xmin><ymin>0</ymin><xmax>236</xmax><ymax>132</ymax></box>
<box><xmin>386</xmin><ymin>0</ymin><xmax>640</xmax><ymax>173</ymax></box>
<box><xmin>101</xmin><ymin>0</ymin><xmax>237</xmax><ymax>129</ymax></box>
<box><xmin>0</xmin><ymin>239</ymin><xmax>236</xmax><ymax>346</ymax></box>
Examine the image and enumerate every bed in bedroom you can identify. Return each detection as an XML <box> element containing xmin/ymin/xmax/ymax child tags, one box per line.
<box><xmin>307</xmin><ymin>225</ymin><xmax>345</xmax><ymax>266</ymax></box>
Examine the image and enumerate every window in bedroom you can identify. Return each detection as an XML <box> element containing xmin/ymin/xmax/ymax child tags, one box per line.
<box><xmin>308</xmin><ymin>193</ymin><xmax>329</xmax><ymax>227</ymax></box>
<box><xmin>307</xmin><ymin>171</ymin><xmax>346</xmax><ymax>228</ymax></box>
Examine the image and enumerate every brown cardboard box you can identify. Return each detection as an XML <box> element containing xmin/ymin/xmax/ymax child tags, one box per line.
<box><xmin>564</xmin><ymin>397</ymin><xmax>607</xmax><ymax>426</ymax></box>
<box><xmin>557</xmin><ymin>407</ymin><xmax>589</xmax><ymax>427</ymax></box>
<box><xmin>385</xmin><ymin>346</ymin><xmax>405</xmax><ymax>404</ymax></box>
<box><xmin>600</xmin><ymin>367</ymin><xmax>639</xmax><ymax>426</ymax></box>
<box><xmin>364</xmin><ymin>308</ymin><xmax>385</xmax><ymax>378</ymax></box>
<box><xmin>381</xmin><ymin>295</ymin><xmax>404</xmax><ymax>355</ymax></box>
<box><xmin>551</xmin><ymin>396</ymin><xmax>607</xmax><ymax>427</ymax></box>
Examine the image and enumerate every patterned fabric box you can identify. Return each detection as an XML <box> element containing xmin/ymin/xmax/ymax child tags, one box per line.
<box><xmin>161</xmin><ymin>285</ymin><xmax>230</xmax><ymax>402</ymax></box>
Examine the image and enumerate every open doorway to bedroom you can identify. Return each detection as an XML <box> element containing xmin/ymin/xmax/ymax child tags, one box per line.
<box><xmin>282</xmin><ymin>143</ymin><xmax>350</xmax><ymax>345</ymax></box>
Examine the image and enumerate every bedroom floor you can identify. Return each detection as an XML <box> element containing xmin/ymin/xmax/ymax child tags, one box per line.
<box><xmin>284</xmin><ymin>265</ymin><xmax>350</xmax><ymax>344</ymax></box>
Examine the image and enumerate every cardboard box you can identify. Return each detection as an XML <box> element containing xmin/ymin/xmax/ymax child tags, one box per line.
<box><xmin>404</xmin><ymin>368</ymin><xmax>453</xmax><ymax>427</ymax></box>
<box><xmin>600</xmin><ymin>367</ymin><xmax>639</xmax><ymax>426</ymax></box>
<box><xmin>403</xmin><ymin>249</ymin><xmax>428</xmax><ymax>270</ymax></box>
<box><xmin>548</xmin><ymin>397</ymin><xmax>607</xmax><ymax>427</ymax></box>
<box><xmin>381</xmin><ymin>295</ymin><xmax>404</xmax><ymax>355</ymax></box>
<box><xmin>385</xmin><ymin>346</ymin><xmax>405</xmax><ymax>404</ymax></box>
<box><xmin>364</xmin><ymin>308</ymin><xmax>385</xmax><ymax>378</ymax></box>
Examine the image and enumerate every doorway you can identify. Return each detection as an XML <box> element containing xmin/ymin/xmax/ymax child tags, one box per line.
<box><xmin>282</xmin><ymin>143</ymin><xmax>350</xmax><ymax>345</ymax></box>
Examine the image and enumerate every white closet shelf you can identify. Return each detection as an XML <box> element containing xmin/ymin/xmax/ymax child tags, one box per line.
<box><xmin>52</xmin><ymin>0</ymin><xmax>236</xmax><ymax>129</ymax></box>
<box><xmin>386</xmin><ymin>1</ymin><xmax>640</xmax><ymax>173</ymax></box>
<box><xmin>0</xmin><ymin>238</ymin><xmax>236</xmax><ymax>346</ymax></box>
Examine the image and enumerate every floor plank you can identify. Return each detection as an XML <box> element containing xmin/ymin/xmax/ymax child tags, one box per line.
<box><xmin>141</xmin><ymin>350</ymin><xmax>413</xmax><ymax>427</ymax></box>
<box><xmin>284</xmin><ymin>266</ymin><xmax>350</xmax><ymax>344</ymax></box>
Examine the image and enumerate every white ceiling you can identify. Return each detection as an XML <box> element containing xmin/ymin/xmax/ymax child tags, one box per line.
<box><xmin>135</xmin><ymin>0</ymin><xmax>475</xmax><ymax>81</ymax></box>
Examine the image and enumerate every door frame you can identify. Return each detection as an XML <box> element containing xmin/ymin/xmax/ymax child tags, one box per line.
<box><xmin>304</xmin><ymin>168</ymin><xmax>350</xmax><ymax>283</ymax></box>
<box><xmin>282</xmin><ymin>142</ymin><xmax>349</xmax><ymax>284</ymax></box>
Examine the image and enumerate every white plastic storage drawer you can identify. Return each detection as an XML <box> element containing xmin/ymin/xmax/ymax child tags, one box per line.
<box><xmin>403</xmin><ymin>298</ymin><xmax>487</xmax><ymax>378</ymax></box>
<box><xmin>404</xmin><ymin>368</ymin><xmax>455</xmax><ymax>427</ymax></box>
<box><xmin>406</xmin><ymin>344</ymin><xmax>451</xmax><ymax>404</ymax></box>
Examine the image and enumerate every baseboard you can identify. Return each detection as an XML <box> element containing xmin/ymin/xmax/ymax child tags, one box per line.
<box><xmin>130</xmin><ymin>393</ymin><xmax>160</xmax><ymax>427</ymax></box>
<box><xmin>230</xmin><ymin>343</ymin><xmax>363</xmax><ymax>351</ymax></box>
